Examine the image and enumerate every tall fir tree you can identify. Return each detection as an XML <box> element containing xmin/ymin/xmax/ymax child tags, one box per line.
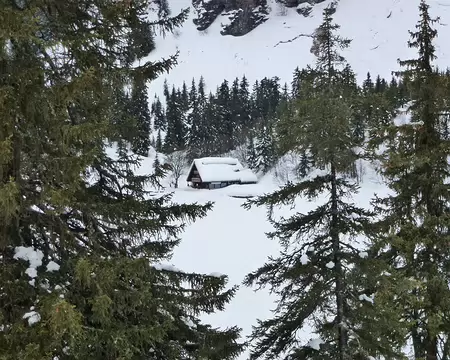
<box><xmin>371</xmin><ymin>1</ymin><xmax>450</xmax><ymax>358</ymax></box>
<box><xmin>215</xmin><ymin>80</ymin><xmax>234</xmax><ymax>153</ymax></box>
<box><xmin>0</xmin><ymin>1</ymin><xmax>243</xmax><ymax>359</ymax></box>
<box><xmin>246</xmin><ymin>136</ymin><xmax>259</xmax><ymax>171</ymax></box>
<box><xmin>180</xmin><ymin>81</ymin><xmax>190</xmax><ymax>114</ymax></box>
<box><xmin>362</xmin><ymin>72</ymin><xmax>374</xmax><ymax>95</ymax></box>
<box><xmin>291</xmin><ymin>66</ymin><xmax>302</xmax><ymax>99</ymax></box>
<box><xmin>187</xmin><ymin>78</ymin><xmax>205</xmax><ymax>159</ymax></box>
<box><xmin>164</xmin><ymin>86</ymin><xmax>186</xmax><ymax>152</ymax></box>
<box><xmin>255</xmin><ymin>127</ymin><xmax>275</xmax><ymax>174</ymax></box>
<box><xmin>230</xmin><ymin>77</ymin><xmax>243</xmax><ymax>144</ymax></box>
<box><xmin>130</xmin><ymin>76</ymin><xmax>152</xmax><ymax>156</ymax></box>
<box><xmin>239</xmin><ymin>75</ymin><xmax>252</xmax><ymax>138</ymax></box>
<box><xmin>247</xmin><ymin>8</ymin><xmax>404</xmax><ymax>360</ymax></box>
<box><xmin>151</xmin><ymin>95</ymin><xmax>167</xmax><ymax>131</ymax></box>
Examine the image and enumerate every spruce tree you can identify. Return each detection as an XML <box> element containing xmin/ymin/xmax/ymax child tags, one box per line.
<box><xmin>255</xmin><ymin>127</ymin><xmax>275</xmax><ymax>174</ymax></box>
<box><xmin>371</xmin><ymin>1</ymin><xmax>450</xmax><ymax>357</ymax></box>
<box><xmin>151</xmin><ymin>96</ymin><xmax>167</xmax><ymax>131</ymax></box>
<box><xmin>246</xmin><ymin>8</ymin><xmax>403</xmax><ymax>360</ymax></box>
<box><xmin>204</xmin><ymin>92</ymin><xmax>218</xmax><ymax>155</ymax></box>
<box><xmin>151</xmin><ymin>156</ymin><xmax>166</xmax><ymax>191</ymax></box>
<box><xmin>156</xmin><ymin>129</ymin><xmax>163</xmax><ymax>152</ymax></box>
<box><xmin>187</xmin><ymin>78</ymin><xmax>204</xmax><ymax>159</ymax></box>
<box><xmin>246</xmin><ymin>136</ymin><xmax>259</xmax><ymax>171</ymax></box>
<box><xmin>230</xmin><ymin>78</ymin><xmax>243</xmax><ymax>144</ymax></box>
<box><xmin>180</xmin><ymin>81</ymin><xmax>190</xmax><ymax>114</ymax></box>
<box><xmin>239</xmin><ymin>75</ymin><xmax>252</xmax><ymax>138</ymax></box>
<box><xmin>215</xmin><ymin>80</ymin><xmax>233</xmax><ymax>153</ymax></box>
<box><xmin>130</xmin><ymin>77</ymin><xmax>152</xmax><ymax>156</ymax></box>
<box><xmin>0</xmin><ymin>1</ymin><xmax>243</xmax><ymax>359</ymax></box>
<box><xmin>164</xmin><ymin>86</ymin><xmax>186</xmax><ymax>153</ymax></box>
<box><xmin>362</xmin><ymin>72</ymin><xmax>374</xmax><ymax>95</ymax></box>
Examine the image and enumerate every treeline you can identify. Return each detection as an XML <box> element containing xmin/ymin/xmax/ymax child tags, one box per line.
<box><xmin>148</xmin><ymin>67</ymin><xmax>408</xmax><ymax>173</ymax></box>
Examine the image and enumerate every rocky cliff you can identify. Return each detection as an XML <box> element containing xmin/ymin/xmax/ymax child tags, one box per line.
<box><xmin>192</xmin><ymin>0</ymin><xmax>338</xmax><ymax>36</ymax></box>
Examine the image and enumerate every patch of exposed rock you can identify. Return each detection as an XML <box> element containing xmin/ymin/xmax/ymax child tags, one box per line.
<box><xmin>191</xmin><ymin>0</ymin><xmax>339</xmax><ymax>36</ymax></box>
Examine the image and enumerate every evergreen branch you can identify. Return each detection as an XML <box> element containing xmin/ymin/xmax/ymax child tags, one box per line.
<box><xmin>243</xmin><ymin>175</ymin><xmax>331</xmax><ymax>210</ymax></box>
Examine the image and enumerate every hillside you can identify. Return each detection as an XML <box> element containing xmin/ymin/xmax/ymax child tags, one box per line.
<box><xmin>148</xmin><ymin>0</ymin><xmax>450</xmax><ymax>96</ymax></box>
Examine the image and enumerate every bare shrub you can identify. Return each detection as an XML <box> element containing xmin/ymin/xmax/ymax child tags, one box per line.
<box><xmin>165</xmin><ymin>151</ymin><xmax>188</xmax><ymax>188</ymax></box>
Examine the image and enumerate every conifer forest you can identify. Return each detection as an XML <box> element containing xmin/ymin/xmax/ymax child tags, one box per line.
<box><xmin>0</xmin><ymin>0</ymin><xmax>450</xmax><ymax>359</ymax></box>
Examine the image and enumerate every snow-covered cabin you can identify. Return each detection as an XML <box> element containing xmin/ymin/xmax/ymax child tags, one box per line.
<box><xmin>186</xmin><ymin>157</ymin><xmax>257</xmax><ymax>189</ymax></box>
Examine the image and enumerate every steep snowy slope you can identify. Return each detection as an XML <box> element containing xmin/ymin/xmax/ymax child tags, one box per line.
<box><xmin>148</xmin><ymin>0</ymin><xmax>450</xmax><ymax>96</ymax></box>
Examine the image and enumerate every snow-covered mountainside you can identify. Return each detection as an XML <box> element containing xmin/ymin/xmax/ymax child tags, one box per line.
<box><xmin>148</xmin><ymin>0</ymin><xmax>450</xmax><ymax>96</ymax></box>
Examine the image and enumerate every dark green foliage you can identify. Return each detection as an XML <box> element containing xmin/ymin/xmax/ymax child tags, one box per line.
<box><xmin>156</xmin><ymin>0</ymin><xmax>171</xmax><ymax>18</ymax></box>
<box><xmin>297</xmin><ymin>151</ymin><xmax>312</xmax><ymax>178</ymax></box>
<box><xmin>0</xmin><ymin>1</ymin><xmax>243</xmax><ymax>359</ymax></box>
<box><xmin>164</xmin><ymin>86</ymin><xmax>186</xmax><ymax>152</ymax></box>
<box><xmin>130</xmin><ymin>77</ymin><xmax>152</xmax><ymax>156</ymax></box>
<box><xmin>151</xmin><ymin>156</ymin><xmax>166</xmax><ymax>190</ymax></box>
<box><xmin>370</xmin><ymin>1</ymin><xmax>450</xmax><ymax>357</ymax></box>
<box><xmin>246</xmin><ymin>136</ymin><xmax>258</xmax><ymax>171</ymax></box>
<box><xmin>151</xmin><ymin>96</ymin><xmax>167</xmax><ymax>131</ymax></box>
<box><xmin>245</xmin><ymin>7</ymin><xmax>405</xmax><ymax>360</ymax></box>
<box><xmin>255</xmin><ymin>127</ymin><xmax>275</xmax><ymax>174</ymax></box>
<box><xmin>156</xmin><ymin>129</ymin><xmax>163</xmax><ymax>152</ymax></box>
<box><xmin>215</xmin><ymin>80</ymin><xmax>234</xmax><ymax>153</ymax></box>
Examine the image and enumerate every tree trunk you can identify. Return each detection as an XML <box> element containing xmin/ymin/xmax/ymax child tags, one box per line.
<box><xmin>330</xmin><ymin>163</ymin><xmax>346</xmax><ymax>360</ymax></box>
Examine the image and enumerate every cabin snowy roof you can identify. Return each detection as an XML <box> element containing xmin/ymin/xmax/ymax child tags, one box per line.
<box><xmin>187</xmin><ymin>157</ymin><xmax>257</xmax><ymax>183</ymax></box>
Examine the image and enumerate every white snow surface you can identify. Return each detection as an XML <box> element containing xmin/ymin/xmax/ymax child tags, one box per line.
<box><xmin>359</xmin><ymin>293</ymin><xmax>375</xmax><ymax>304</ymax></box>
<box><xmin>188</xmin><ymin>157</ymin><xmax>258</xmax><ymax>183</ymax></box>
<box><xmin>306</xmin><ymin>337</ymin><xmax>325</xmax><ymax>351</ymax></box>
<box><xmin>13</xmin><ymin>246</ymin><xmax>44</xmax><ymax>280</ymax></box>
<box><xmin>46</xmin><ymin>261</ymin><xmax>60</xmax><ymax>272</ymax></box>
<box><xmin>23</xmin><ymin>311</ymin><xmax>41</xmax><ymax>326</ymax></box>
<box><xmin>108</xmin><ymin>145</ymin><xmax>392</xmax><ymax>360</ymax></box>
<box><xmin>148</xmin><ymin>0</ymin><xmax>450</xmax><ymax>95</ymax></box>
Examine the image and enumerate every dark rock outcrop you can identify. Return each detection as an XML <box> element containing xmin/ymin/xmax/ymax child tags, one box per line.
<box><xmin>221</xmin><ymin>0</ymin><xmax>269</xmax><ymax>36</ymax></box>
<box><xmin>192</xmin><ymin>0</ymin><xmax>269</xmax><ymax>36</ymax></box>
<box><xmin>192</xmin><ymin>0</ymin><xmax>227</xmax><ymax>31</ymax></box>
<box><xmin>191</xmin><ymin>0</ymin><xmax>339</xmax><ymax>36</ymax></box>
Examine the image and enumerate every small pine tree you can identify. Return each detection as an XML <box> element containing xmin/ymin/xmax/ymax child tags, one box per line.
<box><xmin>362</xmin><ymin>72</ymin><xmax>374</xmax><ymax>95</ymax></box>
<box><xmin>297</xmin><ymin>151</ymin><xmax>312</xmax><ymax>178</ymax></box>
<box><xmin>291</xmin><ymin>66</ymin><xmax>302</xmax><ymax>98</ymax></box>
<box><xmin>255</xmin><ymin>127</ymin><xmax>275</xmax><ymax>174</ymax></box>
<box><xmin>151</xmin><ymin>156</ymin><xmax>166</xmax><ymax>190</ymax></box>
<box><xmin>246</xmin><ymin>136</ymin><xmax>259</xmax><ymax>171</ymax></box>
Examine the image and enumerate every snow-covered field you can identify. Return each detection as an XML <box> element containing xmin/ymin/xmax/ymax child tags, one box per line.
<box><xmin>126</xmin><ymin>150</ymin><xmax>391</xmax><ymax>359</ymax></box>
